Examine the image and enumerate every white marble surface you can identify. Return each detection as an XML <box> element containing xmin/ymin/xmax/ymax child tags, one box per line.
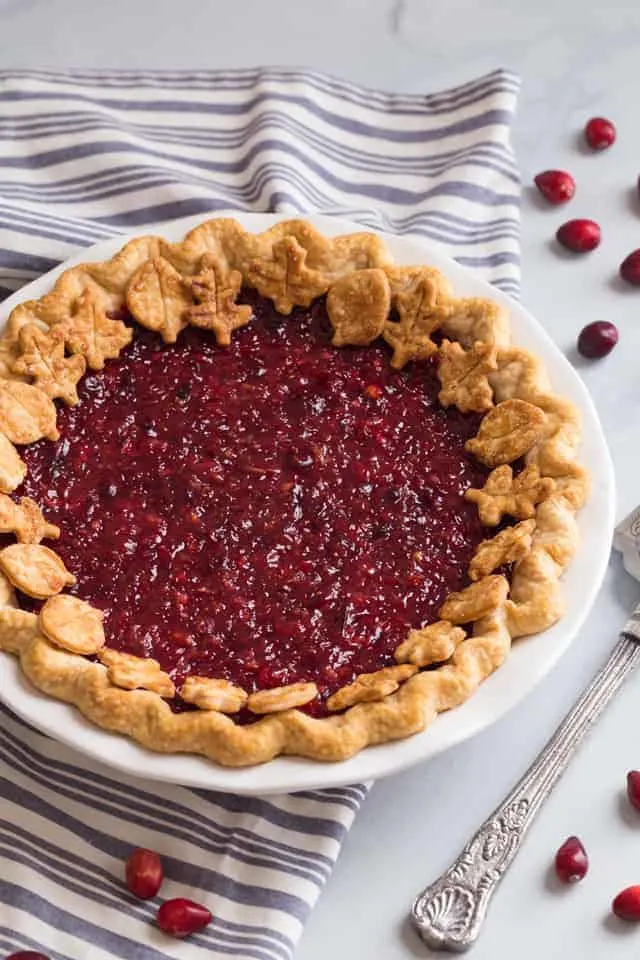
<box><xmin>3</xmin><ymin>1</ymin><xmax>640</xmax><ymax>957</ymax></box>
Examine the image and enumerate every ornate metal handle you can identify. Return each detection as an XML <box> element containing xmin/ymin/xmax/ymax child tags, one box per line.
<box><xmin>412</xmin><ymin>628</ymin><xmax>640</xmax><ymax>952</ymax></box>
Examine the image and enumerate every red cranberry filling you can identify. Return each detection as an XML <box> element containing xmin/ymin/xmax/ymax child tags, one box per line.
<box><xmin>17</xmin><ymin>292</ymin><xmax>489</xmax><ymax>716</ymax></box>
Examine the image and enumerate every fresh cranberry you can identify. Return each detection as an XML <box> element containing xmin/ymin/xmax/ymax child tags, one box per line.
<box><xmin>125</xmin><ymin>847</ymin><xmax>163</xmax><ymax>899</ymax></box>
<box><xmin>627</xmin><ymin>771</ymin><xmax>640</xmax><ymax>811</ymax></box>
<box><xmin>554</xmin><ymin>836</ymin><xmax>588</xmax><ymax>883</ymax></box>
<box><xmin>556</xmin><ymin>219</ymin><xmax>601</xmax><ymax>253</ymax></box>
<box><xmin>620</xmin><ymin>250</ymin><xmax>640</xmax><ymax>285</ymax></box>
<box><xmin>613</xmin><ymin>886</ymin><xmax>640</xmax><ymax>921</ymax></box>
<box><xmin>5</xmin><ymin>954</ymin><xmax>50</xmax><ymax>960</ymax></box>
<box><xmin>584</xmin><ymin>117</ymin><xmax>616</xmax><ymax>150</ymax></box>
<box><xmin>156</xmin><ymin>898</ymin><xmax>212</xmax><ymax>938</ymax></box>
<box><xmin>577</xmin><ymin>321</ymin><xmax>618</xmax><ymax>359</ymax></box>
<box><xmin>534</xmin><ymin>170</ymin><xmax>575</xmax><ymax>204</ymax></box>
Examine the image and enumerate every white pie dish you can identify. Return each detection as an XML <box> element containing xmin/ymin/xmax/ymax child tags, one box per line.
<box><xmin>0</xmin><ymin>212</ymin><xmax>615</xmax><ymax>795</ymax></box>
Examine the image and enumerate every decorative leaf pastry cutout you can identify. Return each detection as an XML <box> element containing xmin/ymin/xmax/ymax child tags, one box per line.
<box><xmin>247</xmin><ymin>682</ymin><xmax>319</xmax><ymax>714</ymax></box>
<box><xmin>180</xmin><ymin>676</ymin><xmax>248</xmax><ymax>713</ymax></box>
<box><xmin>127</xmin><ymin>257</ymin><xmax>190</xmax><ymax>343</ymax></box>
<box><xmin>0</xmin><ymin>380</ymin><xmax>59</xmax><ymax>443</ymax></box>
<box><xmin>326</xmin><ymin>664</ymin><xmax>417</xmax><ymax>712</ymax></box>
<box><xmin>11</xmin><ymin>325</ymin><xmax>86</xmax><ymax>406</ymax></box>
<box><xmin>465</xmin><ymin>399</ymin><xmax>546</xmax><ymax>467</ymax></box>
<box><xmin>61</xmin><ymin>290</ymin><xmax>133</xmax><ymax>370</ymax></box>
<box><xmin>0</xmin><ymin>433</ymin><xmax>26</xmax><ymax>493</ymax></box>
<box><xmin>395</xmin><ymin>621</ymin><xmax>466</xmax><ymax>667</ymax></box>
<box><xmin>465</xmin><ymin>463</ymin><xmax>556</xmax><ymax>526</ymax></box>
<box><xmin>327</xmin><ymin>268</ymin><xmax>391</xmax><ymax>346</ymax></box>
<box><xmin>40</xmin><ymin>594</ymin><xmax>105</xmax><ymax>655</ymax></box>
<box><xmin>438</xmin><ymin>339</ymin><xmax>498</xmax><ymax>413</ymax></box>
<box><xmin>441</xmin><ymin>297</ymin><xmax>510</xmax><ymax>348</ymax></box>
<box><xmin>97</xmin><ymin>648</ymin><xmax>175</xmax><ymax>697</ymax></box>
<box><xmin>469</xmin><ymin>520</ymin><xmax>536</xmax><ymax>580</ymax></box>
<box><xmin>0</xmin><ymin>494</ymin><xmax>59</xmax><ymax>543</ymax></box>
<box><xmin>183</xmin><ymin>254</ymin><xmax>252</xmax><ymax>346</ymax></box>
<box><xmin>439</xmin><ymin>575</ymin><xmax>509</xmax><ymax>624</ymax></box>
<box><xmin>0</xmin><ymin>544</ymin><xmax>75</xmax><ymax>598</ymax></box>
<box><xmin>246</xmin><ymin>237</ymin><xmax>329</xmax><ymax>315</ymax></box>
<box><xmin>383</xmin><ymin>266</ymin><xmax>451</xmax><ymax>368</ymax></box>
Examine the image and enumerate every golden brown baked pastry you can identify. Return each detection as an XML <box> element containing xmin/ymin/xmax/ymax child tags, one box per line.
<box><xmin>0</xmin><ymin>218</ymin><xmax>588</xmax><ymax>767</ymax></box>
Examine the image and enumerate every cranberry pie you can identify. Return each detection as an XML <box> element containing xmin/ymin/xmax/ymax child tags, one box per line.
<box><xmin>0</xmin><ymin>219</ymin><xmax>588</xmax><ymax>766</ymax></box>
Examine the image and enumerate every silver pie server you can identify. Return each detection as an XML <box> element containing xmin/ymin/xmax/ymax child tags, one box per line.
<box><xmin>411</xmin><ymin>602</ymin><xmax>640</xmax><ymax>952</ymax></box>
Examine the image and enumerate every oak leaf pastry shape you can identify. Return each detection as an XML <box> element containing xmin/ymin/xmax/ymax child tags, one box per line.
<box><xmin>383</xmin><ymin>266</ymin><xmax>451</xmax><ymax>368</ymax></box>
<box><xmin>439</xmin><ymin>575</ymin><xmax>510</xmax><ymax>624</ymax></box>
<box><xmin>438</xmin><ymin>339</ymin><xmax>498</xmax><ymax>413</ymax></box>
<box><xmin>246</xmin><ymin>237</ymin><xmax>329</xmax><ymax>315</ymax></box>
<box><xmin>183</xmin><ymin>254</ymin><xmax>252</xmax><ymax>345</ymax></box>
<box><xmin>97</xmin><ymin>648</ymin><xmax>175</xmax><ymax>697</ymax></box>
<box><xmin>60</xmin><ymin>290</ymin><xmax>133</xmax><ymax>370</ymax></box>
<box><xmin>395</xmin><ymin>621</ymin><xmax>466</xmax><ymax>667</ymax></box>
<box><xmin>11</xmin><ymin>324</ymin><xmax>86</xmax><ymax>406</ymax></box>
<box><xmin>465</xmin><ymin>464</ymin><xmax>556</xmax><ymax>526</ymax></box>
<box><xmin>469</xmin><ymin>520</ymin><xmax>536</xmax><ymax>580</ymax></box>
<box><xmin>326</xmin><ymin>664</ymin><xmax>417</xmax><ymax>712</ymax></box>
<box><xmin>0</xmin><ymin>494</ymin><xmax>59</xmax><ymax>543</ymax></box>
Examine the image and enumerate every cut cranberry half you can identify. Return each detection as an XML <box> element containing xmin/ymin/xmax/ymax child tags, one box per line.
<box><xmin>554</xmin><ymin>836</ymin><xmax>588</xmax><ymax>883</ymax></box>
<box><xmin>612</xmin><ymin>885</ymin><xmax>640</xmax><ymax>922</ymax></box>
<box><xmin>156</xmin><ymin>898</ymin><xmax>213</xmax><ymax>938</ymax></box>
<box><xmin>627</xmin><ymin>771</ymin><xmax>640</xmax><ymax>811</ymax></box>
<box><xmin>584</xmin><ymin>117</ymin><xmax>616</xmax><ymax>150</ymax></box>
<box><xmin>620</xmin><ymin>250</ymin><xmax>640</xmax><ymax>286</ymax></box>
<box><xmin>577</xmin><ymin>321</ymin><xmax>618</xmax><ymax>359</ymax></box>
<box><xmin>556</xmin><ymin>219</ymin><xmax>601</xmax><ymax>253</ymax></box>
<box><xmin>125</xmin><ymin>847</ymin><xmax>163</xmax><ymax>899</ymax></box>
<box><xmin>534</xmin><ymin>170</ymin><xmax>575</xmax><ymax>205</ymax></box>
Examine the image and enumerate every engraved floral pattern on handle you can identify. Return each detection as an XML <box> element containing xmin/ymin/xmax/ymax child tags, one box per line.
<box><xmin>412</xmin><ymin>796</ymin><xmax>531</xmax><ymax>951</ymax></box>
<box><xmin>412</xmin><ymin>631</ymin><xmax>640</xmax><ymax>952</ymax></box>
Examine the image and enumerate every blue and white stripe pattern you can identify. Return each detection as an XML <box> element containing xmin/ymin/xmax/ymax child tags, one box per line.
<box><xmin>0</xmin><ymin>67</ymin><xmax>520</xmax><ymax>959</ymax></box>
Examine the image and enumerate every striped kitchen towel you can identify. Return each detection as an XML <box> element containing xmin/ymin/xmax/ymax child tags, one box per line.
<box><xmin>0</xmin><ymin>67</ymin><xmax>520</xmax><ymax>960</ymax></box>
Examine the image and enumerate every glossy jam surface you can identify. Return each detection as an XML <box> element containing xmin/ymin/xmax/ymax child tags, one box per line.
<box><xmin>18</xmin><ymin>293</ymin><xmax>488</xmax><ymax>713</ymax></box>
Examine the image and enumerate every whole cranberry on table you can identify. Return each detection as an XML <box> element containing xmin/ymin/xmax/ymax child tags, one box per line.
<box><xmin>554</xmin><ymin>836</ymin><xmax>589</xmax><ymax>883</ymax></box>
<box><xmin>577</xmin><ymin>321</ymin><xmax>619</xmax><ymax>359</ymax></box>
<box><xmin>533</xmin><ymin>169</ymin><xmax>576</xmax><ymax>205</ymax></box>
<box><xmin>612</xmin><ymin>885</ymin><xmax>640</xmax><ymax>922</ymax></box>
<box><xmin>584</xmin><ymin>116</ymin><xmax>616</xmax><ymax>150</ymax></box>
<box><xmin>619</xmin><ymin>249</ymin><xmax>640</xmax><ymax>285</ymax></box>
<box><xmin>556</xmin><ymin>219</ymin><xmax>601</xmax><ymax>253</ymax></box>
<box><xmin>125</xmin><ymin>847</ymin><xmax>164</xmax><ymax>899</ymax></box>
<box><xmin>156</xmin><ymin>897</ymin><xmax>213</xmax><ymax>938</ymax></box>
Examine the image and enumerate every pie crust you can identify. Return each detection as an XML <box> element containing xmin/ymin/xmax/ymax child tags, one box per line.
<box><xmin>0</xmin><ymin>219</ymin><xmax>589</xmax><ymax>767</ymax></box>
